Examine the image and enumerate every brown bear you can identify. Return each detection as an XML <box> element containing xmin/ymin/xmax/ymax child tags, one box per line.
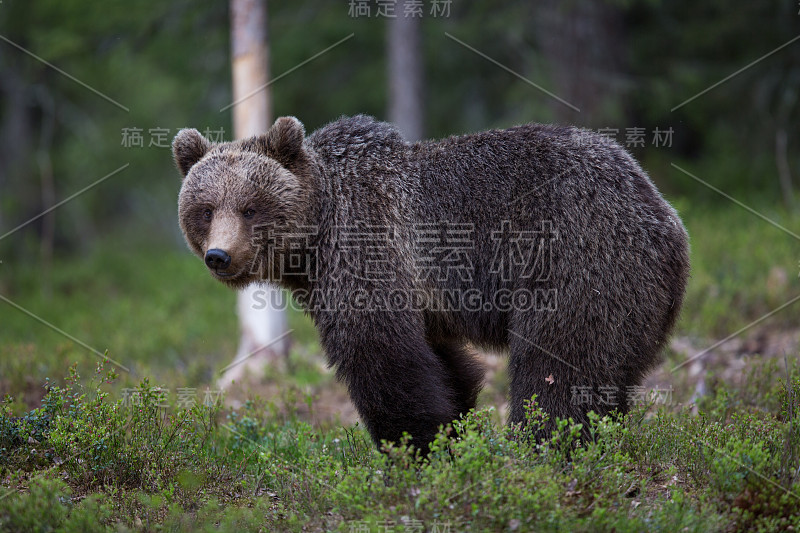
<box><xmin>172</xmin><ymin>115</ymin><xmax>690</xmax><ymax>453</ymax></box>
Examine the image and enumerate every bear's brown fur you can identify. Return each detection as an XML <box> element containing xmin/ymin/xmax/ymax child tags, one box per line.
<box><xmin>172</xmin><ymin>115</ymin><xmax>690</xmax><ymax>453</ymax></box>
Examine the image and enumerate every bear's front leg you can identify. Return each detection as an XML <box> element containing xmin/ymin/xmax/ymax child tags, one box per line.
<box><xmin>315</xmin><ymin>309</ymin><xmax>461</xmax><ymax>454</ymax></box>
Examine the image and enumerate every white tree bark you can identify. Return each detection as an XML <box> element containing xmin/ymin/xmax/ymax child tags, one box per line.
<box><xmin>220</xmin><ymin>0</ymin><xmax>291</xmax><ymax>389</ymax></box>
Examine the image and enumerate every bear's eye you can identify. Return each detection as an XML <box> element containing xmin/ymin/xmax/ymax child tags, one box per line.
<box><xmin>202</xmin><ymin>208</ymin><xmax>213</xmax><ymax>221</ymax></box>
<box><xmin>243</xmin><ymin>208</ymin><xmax>256</xmax><ymax>219</ymax></box>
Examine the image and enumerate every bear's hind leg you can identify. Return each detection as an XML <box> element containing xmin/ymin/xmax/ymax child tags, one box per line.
<box><xmin>506</xmin><ymin>326</ymin><xmax>623</xmax><ymax>440</ymax></box>
<box><xmin>507</xmin><ymin>336</ymin><xmax>577</xmax><ymax>438</ymax></box>
<box><xmin>430</xmin><ymin>341</ymin><xmax>485</xmax><ymax>416</ymax></box>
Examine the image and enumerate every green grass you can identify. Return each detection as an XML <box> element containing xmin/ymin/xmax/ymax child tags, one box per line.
<box><xmin>0</xmin><ymin>243</ymin><xmax>320</xmax><ymax>411</ymax></box>
<box><xmin>0</xmin><ymin>362</ymin><xmax>798</xmax><ymax>531</ymax></box>
<box><xmin>1</xmin><ymin>203</ymin><xmax>799</xmax><ymax>531</ymax></box>
<box><xmin>677</xmin><ymin>199</ymin><xmax>800</xmax><ymax>337</ymax></box>
<box><xmin>1</xmin><ymin>244</ymin><xmax>237</xmax><ymax>392</ymax></box>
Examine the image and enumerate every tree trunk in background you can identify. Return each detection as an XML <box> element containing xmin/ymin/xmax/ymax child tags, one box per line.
<box><xmin>534</xmin><ymin>1</ymin><xmax>623</xmax><ymax>125</ymax></box>
<box><xmin>37</xmin><ymin>89</ymin><xmax>56</xmax><ymax>300</ymax></box>
<box><xmin>220</xmin><ymin>0</ymin><xmax>291</xmax><ymax>389</ymax></box>
<box><xmin>775</xmin><ymin>128</ymin><xmax>794</xmax><ymax>210</ymax></box>
<box><xmin>0</xmin><ymin>54</ymin><xmax>33</xmax><ymax>234</ymax></box>
<box><xmin>388</xmin><ymin>0</ymin><xmax>424</xmax><ymax>141</ymax></box>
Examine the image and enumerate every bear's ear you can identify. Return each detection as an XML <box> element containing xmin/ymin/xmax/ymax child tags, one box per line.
<box><xmin>263</xmin><ymin>116</ymin><xmax>305</xmax><ymax>167</ymax></box>
<box><xmin>172</xmin><ymin>128</ymin><xmax>212</xmax><ymax>178</ymax></box>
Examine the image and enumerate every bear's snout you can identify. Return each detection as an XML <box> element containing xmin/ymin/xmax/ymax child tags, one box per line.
<box><xmin>204</xmin><ymin>248</ymin><xmax>232</xmax><ymax>271</ymax></box>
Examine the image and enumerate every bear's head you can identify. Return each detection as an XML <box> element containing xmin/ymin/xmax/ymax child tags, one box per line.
<box><xmin>172</xmin><ymin>116</ymin><xmax>315</xmax><ymax>289</ymax></box>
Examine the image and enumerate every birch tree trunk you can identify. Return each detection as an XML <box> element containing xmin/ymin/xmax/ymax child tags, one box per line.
<box><xmin>219</xmin><ymin>0</ymin><xmax>291</xmax><ymax>389</ymax></box>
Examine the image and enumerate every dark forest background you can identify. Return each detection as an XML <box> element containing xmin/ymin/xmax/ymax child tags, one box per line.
<box><xmin>1</xmin><ymin>0</ymin><xmax>799</xmax><ymax>265</ymax></box>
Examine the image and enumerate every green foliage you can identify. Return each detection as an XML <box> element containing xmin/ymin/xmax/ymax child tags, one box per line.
<box><xmin>0</xmin><ymin>478</ymin><xmax>112</xmax><ymax>533</ymax></box>
<box><xmin>1</xmin><ymin>356</ymin><xmax>799</xmax><ymax>531</ymax></box>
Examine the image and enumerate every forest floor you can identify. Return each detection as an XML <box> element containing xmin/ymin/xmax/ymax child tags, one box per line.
<box><xmin>1</xmin><ymin>204</ymin><xmax>799</xmax><ymax>532</ymax></box>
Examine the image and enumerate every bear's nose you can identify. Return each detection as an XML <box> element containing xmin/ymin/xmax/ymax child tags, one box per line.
<box><xmin>205</xmin><ymin>248</ymin><xmax>232</xmax><ymax>270</ymax></box>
